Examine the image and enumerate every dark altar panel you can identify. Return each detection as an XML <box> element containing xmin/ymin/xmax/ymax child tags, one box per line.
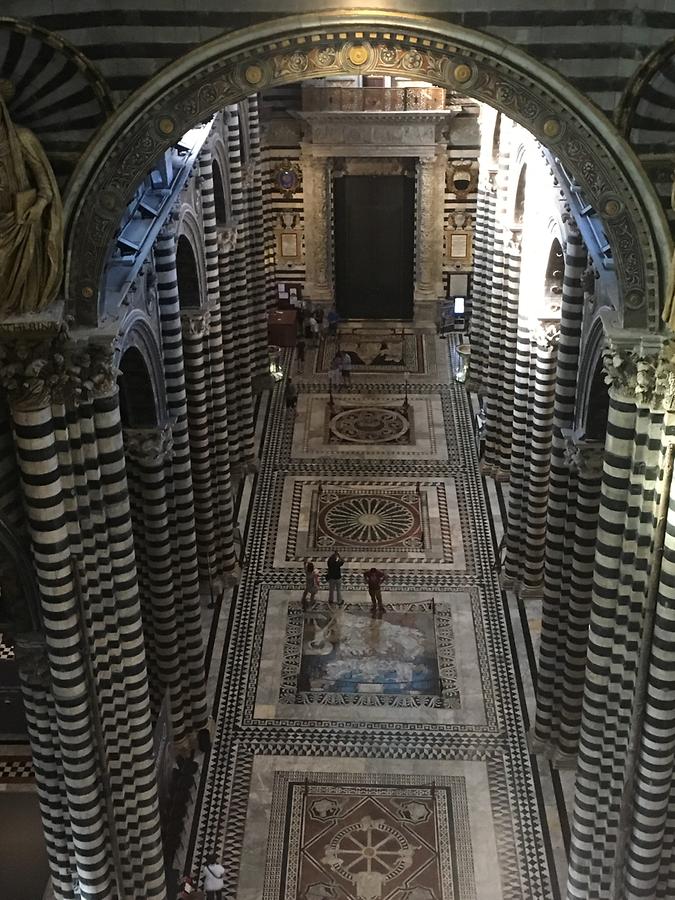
<box><xmin>334</xmin><ymin>174</ymin><xmax>415</xmax><ymax>320</ymax></box>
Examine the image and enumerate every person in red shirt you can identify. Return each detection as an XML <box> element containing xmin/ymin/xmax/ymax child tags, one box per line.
<box><xmin>364</xmin><ymin>567</ymin><xmax>387</xmax><ymax>616</ymax></box>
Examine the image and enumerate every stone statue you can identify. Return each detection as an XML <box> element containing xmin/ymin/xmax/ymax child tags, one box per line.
<box><xmin>0</xmin><ymin>79</ymin><xmax>63</xmax><ymax>316</ymax></box>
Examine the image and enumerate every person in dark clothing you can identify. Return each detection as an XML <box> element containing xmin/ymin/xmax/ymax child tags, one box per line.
<box><xmin>364</xmin><ymin>567</ymin><xmax>387</xmax><ymax>616</ymax></box>
<box><xmin>285</xmin><ymin>377</ymin><xmax>298</xmax><ymax>409</ymax></box>
<box><xmin>296</xmin><ymin>339</ymin><xmax>306</xmax><ymax>373</ymax></box>
<box><xmin>326</xmin><ymin>550</ymin><xmax>345</xmax><ymax>606</ymax></box>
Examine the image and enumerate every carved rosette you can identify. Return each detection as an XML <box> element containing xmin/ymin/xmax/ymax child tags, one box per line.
<box><xmin>124</xmin><ymin>424</ymin><xmax>174</xmax><ymax>463</ymax></box>
<box><xmin>603</xmin><ymin>342</ymin><xmax>675</xmax><ymax>411</ymax></box>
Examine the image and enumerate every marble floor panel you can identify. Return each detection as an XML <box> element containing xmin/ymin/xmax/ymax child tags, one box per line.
<box><xmin>238</xmin><ymin>754</ymin><xmax>526</xmax><ymax>900</ymax></box>
<box><xmin>275</xmin><ymin>477</ymin><xmax>467</xmax><ymax>571</ymax></box>
<box><xmin>253</xmin><ymin>590</ymin><xmax>494</xmax><ymax>728</ymax></box>
<box><xmin>291</xmin><ymin>393</ymin><xmax>448</xmax><ymax>462</ymax></box>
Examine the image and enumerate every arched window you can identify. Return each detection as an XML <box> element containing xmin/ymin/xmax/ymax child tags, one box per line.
<box><xmin>118</xmin><ymin>347</ymin><xmax>158</xmax><ymax>428</ymax></box>
<box><xmin>491</xmin><ymin>112</ymin><xmax>502</xmax><ymax>165</ymax></box>
<box><xmin>176</xmin><ymin>235</ymin><xmax>201</xmax><ymax>308</ymax></box>
<box><xmin>544</xmin><ymin>238</ymin><xmax>564</xmax><ymax>311</ymax></box>
<box><xmin>585</xmin><ymin>359</ymin><xmax>610</xmax><ymax>441</ymax></box>
<box><xmin>212</xmin><ymin>160</ymin><xmax>228</xmax><ymax>225</ymax></box>
<box><xmin>513</xmin><ymin>165</ymin><xmax>527</xmax><ymax>226</ymax></box>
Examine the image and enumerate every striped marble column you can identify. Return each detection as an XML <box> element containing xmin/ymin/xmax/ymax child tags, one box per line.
<box><xmin>181</xmin><ymin>309</ymin><xmax>219</xmax><ymax>582</ymax></box>
<box><xmin>198</xmin><ymin>150</ymin><xmax>237</xmax><ymax>576</ymax></box>
<box><xmin>2</xmin><ymin>340</ymin><xmax>167</xmax><ymax>899</ymax></box>
<box><xmin>246</xmin><ymin>94</ymin><xmax>273</xmax><ymax>386</ymax></box>
<box><xmin>124</xmin><ymin>424</ymin><xmax>190</xmax><ymax>743</ymax></box>
<box><xmin>467</xmin><ymin>170</ymin><xmax>496</xmax><ymax>391</ymax></box>
<box><xmin>155</xmin><ymin>224</ymin><xmax>208</xmax><ymax>736</ymax></box>
<box><xmin>532</xmin><ymin>226</ymin><xmax>595</xmax><ymax>758</ymax></box>
<box><xmin>568</xmin><ymin>343</ymin><xmax>675</xmax><ymax>899</ymax></box>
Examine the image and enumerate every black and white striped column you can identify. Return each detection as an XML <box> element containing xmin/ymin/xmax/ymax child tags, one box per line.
<box><xmin>568</xmin><ymin>344</ymin><xmax>675</xmax><ymax>899</ymax></box>
<box><xmin>155</xmin><ymin>224</ymin><xmax>208</xmax><ymax>737</ymax></box>
<box><xmin>467</xmin><ymin>169</ymin><xmax>497</xmax><ymax>391</ymax></box>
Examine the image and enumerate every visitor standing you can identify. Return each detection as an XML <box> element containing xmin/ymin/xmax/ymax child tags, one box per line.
<box><xmin>341</xmin><ymin>350</ymin><xmax>352</xmax><ymax>386</ymax></box>
<box><xmin>326</xmin><ymin>550</ymin><xmax>345</xmax><ymax>606</ymax></box>
<box><xmin>296</xmin><ymin>338</ymin><xmax>306</xmax><ymax>373</ymax></box>
<box><xmin>301</xmin><ymin>560</ymin><xmax>320</xmax><ymax>610</ymax></box>
<box><xmin>330</xmin><ymin>352</ymin><xmax>343</xmax><ymax>390</ymax></box>
<box><xmin>308</xmin><ymin>313</ymin><xmax>320</xmax><ymax>346</ymax></box>
<box><xmin>285</xmin><ymin>377</ymin><xmax>298</xmax><ymax>410</ymax></box>
<box><xmin>327</xmin><ymin>305</ymin><xmax>340</xmax><ymax>337</ymax></box>
<box><xmin>203</xmin><ymin>854</ymin><xmax>225</xmax><ymax>900</ymax></box>
<box><xmin>364</xmin><ymin>567</ymin><xmax>387</xmax><ymax>616</ymax></box>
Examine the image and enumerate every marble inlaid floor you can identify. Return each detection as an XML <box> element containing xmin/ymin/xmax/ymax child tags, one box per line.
<box><xmin>187</xmin><ymin>330</ymin><xmax>570</xmax><ymax>900</ymax></box>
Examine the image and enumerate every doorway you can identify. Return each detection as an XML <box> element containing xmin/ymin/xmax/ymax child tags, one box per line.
<box><xmin>334</xmin><ymin>174</ymin><xmax>414</xmax><ymax>320</ymax></box>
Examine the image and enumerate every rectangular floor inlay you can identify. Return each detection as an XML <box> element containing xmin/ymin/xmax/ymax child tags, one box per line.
<box><xmin>264</xmin><ymin>771</ymin><xmax>476</xmax><ymax>900</ymax></box>
<box><xmin>280</xmin><ymin>599</ymin><xmax>458</xmax><ymax>709</ymax></box>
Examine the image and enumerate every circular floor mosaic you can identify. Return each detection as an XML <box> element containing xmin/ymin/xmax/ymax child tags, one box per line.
<box><xmin>329</xmin><ymin>407</ymin><xmax>410</xmax><ymax>444</ymax></box>
<box><xmin>317</xmin><ymin>493</ymin><xmax>422</xmax><ymax>547</ymax></box>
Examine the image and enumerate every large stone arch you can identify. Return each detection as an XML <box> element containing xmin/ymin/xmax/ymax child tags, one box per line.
<box><xmin>62</xmin><ymin>11</ymin><xmax>672</xmax><ymax>333</ymax></box>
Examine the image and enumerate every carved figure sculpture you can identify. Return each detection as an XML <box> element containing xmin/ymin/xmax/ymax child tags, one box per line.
<box><xmin>0</xmin><ymin>80</ymin><xmax>63</xmax><ymax>315</ymax></box>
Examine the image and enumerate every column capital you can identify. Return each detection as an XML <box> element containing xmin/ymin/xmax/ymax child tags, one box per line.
<box><xmin>180</xmin><ymin>308</ymin><xmax>211</xmax><ymax>337</ymax></box>
<box><xmin>216</xmin><ymin>222</ymin><xmax>239</xmax><ymax>253</ymax></box>
<box><xmin>562</xmin><ymin>430</ymin><xmax>604</xmax><ymax>475</ymax></box>
<box><xmin>603</xmin><ymin>329</ymin><xmax>675</xmax><ymax>410</ymax></box>
<box><xmin>531</xmin><ymin>319</ymin><xmax>561</xmax><ymax>349</ymax></box>
<box><xmin>124</xmin><ymin>423</ymin><xmax>174</xmax><ymax>463</ymax></box>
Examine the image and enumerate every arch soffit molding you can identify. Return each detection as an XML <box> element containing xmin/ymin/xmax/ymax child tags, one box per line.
<box><xmin>176</xmin><ymin>206</ymin><xmax>208</xmax><ymax>307</ymax></box>
<box><xmin>115</xmin><ymin>310</ymin><xmax>167</xmax><ymax>425</ymax></box>
<box><xmin>63</xmin><ymin>10</ymin><xmax>671</xmax><ymax>331</ymax></box>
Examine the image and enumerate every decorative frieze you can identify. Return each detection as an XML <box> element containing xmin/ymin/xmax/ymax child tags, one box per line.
<box><xmin>563</xmin><ymin>434</ymin><xmax>604</xmax><ymax>476</ymax></box>
<box><xmin>180</xmin><ymin>309</ymin><xmax>211</xmax><ymax>337</ymax></box>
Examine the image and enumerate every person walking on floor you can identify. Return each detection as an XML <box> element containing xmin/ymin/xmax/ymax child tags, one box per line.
<box><xmin>364</xmin><ymin>567</ymin><xmax>387</xmax><ymax>616</ymax></box>
<box><xmin>296</xmin><ymin>338</ymin><xmax>306</xmax><ymax>373</ymax></box>
<box><xmin>301</xmin><ymin>560</ymin><xmax>320</xmax><ymax>610</ymax></box>
<box><xmin>203</xmin><ymin>854</ymin><xmax>225</xmax><ymax>900</ymax></box>
<box><xmin>285</xmin><ymin>377</ymin><xmax>298</xmax><ymax>410</ymax></box>
<box><xmin>326</xmin><ymin>550</ymin><xmax>345</xmax><ymax>606</ymax></box>
<box><xmin>308</xmin><ymin>313</ymin><xmax>320</xmax><ymax>346</ymax></box>
<box><xmin>330</xmin><ymin>352</ymin><xmax>343</xmax><ymax>390</ymax></box>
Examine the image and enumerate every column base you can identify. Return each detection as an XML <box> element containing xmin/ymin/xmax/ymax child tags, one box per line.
<box><xmin>412</xmin><ymin>298</ymin><xmax>439</xmax><ymax>329</ymax></box>
<box><xmin>527</xmin><ymin>730</ymin><xmax>552</xmax><ymax>756</ymax></box>
<box><xmin>551</xmin><ymin>748</ymin><xmax>578</xmax><ymax>770</ymax></box>
<box><xmin>499</xmin><ymin>573</ymin><xmax>519</xmax><ymax>592</ymax></box>
<box><xmin>519</xmin><ymin>582</ymin><xmax>544</xmax><ymax>599</ymax></box>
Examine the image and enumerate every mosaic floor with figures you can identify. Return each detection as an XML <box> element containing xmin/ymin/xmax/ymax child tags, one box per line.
<box><xmin>186</xmin><ymin>328</ymin><xmax>568</xmax><ymax>900</ymax></box>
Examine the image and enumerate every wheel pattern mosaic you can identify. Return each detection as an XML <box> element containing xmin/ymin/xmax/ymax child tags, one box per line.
<box><xmin>328</xmin><ymin>404</ymin><xmax>412</xmax><ymax>444</ymax></box>
<box><xmin>263</xmin><ymin>771</ymin><xmax>476</xmax><ymax>900</ymax></box>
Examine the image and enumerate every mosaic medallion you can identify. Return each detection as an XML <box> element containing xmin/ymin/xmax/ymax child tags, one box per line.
<box><xmin>329</xmin><ymin>406</ymin><xmax>410</xmax><ymax>444</ymax></box>
<box><xmin>317</xmin><ymin>491</ymin><xmax>422</xmax><ymax>549</ymax></box>
<box><xmin>263</xmin><ymin>771</ymin><xmax>477</xmax><ymax>900</ymax></box>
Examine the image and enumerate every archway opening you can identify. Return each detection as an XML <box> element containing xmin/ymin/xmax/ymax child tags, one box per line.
<box><xmin>176</xmin><ymin>235</ymin><xmax>201</xmax><ymax>309</ymax></box>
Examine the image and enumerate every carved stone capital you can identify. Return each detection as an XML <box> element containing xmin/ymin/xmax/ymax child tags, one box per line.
<box><xmin>124</xmin><ymin>424</ymin><xmax>174</xmax><ymax>463</ymax></box>
<box><xmin>603</xmin><ymin>340</ymin><xmax>675</xmax><ymax>411</ymax></box>
<box><xmin>14</xmin><ymin>633</ymin><xmax>50</xmax><ymax>689</ymax></box>
<box><xmin>0</xmin><ymin>326</ymin><xmax>70</xmax><ymax>411</ymax></box>
<box><xmin>242</xmin><ymin>160</ymin><xmax>259</xmax><ymax>189</ymax></box>
<box><xmin>531</xmin><ymin>320</ymin><xmax>560</xmax><ymax>349</ymax></box>
<box><xmin>180</xmin><ymin>309</ymin><xmax>211</xmax><ymax>337</ymax></box>
<box><xmin>65</xmin><ymin>341</ymin><xmax>120</xmax><ymax>402</ymax></box>
<box><xmin>563</xmin><ymin>434</ymin><xmax>604</xmax><ymax>476</ymax></box>
<box><xmin>217</xmin><ymin>223</ymin><xmax>239</xmax><ymax>253</ymax></box>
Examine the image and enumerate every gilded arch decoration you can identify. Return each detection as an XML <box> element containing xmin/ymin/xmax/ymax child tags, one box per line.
<box><xmin>63</xmin><ymin>11</ymin><xmax>671</xmax><ymax>331</ymax></box>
